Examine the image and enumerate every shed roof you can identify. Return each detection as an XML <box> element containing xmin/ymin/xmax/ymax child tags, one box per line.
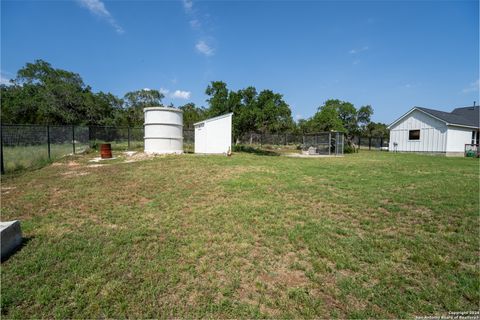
<box><xmin>194</xmin><ymin>113</ymin><xmax>233</xmax><ymax>127</ymax></box>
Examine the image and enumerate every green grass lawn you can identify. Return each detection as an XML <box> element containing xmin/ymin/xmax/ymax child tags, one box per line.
<box><xmin>1</xmin><ymin>151</ymin><xmax>479</xmax><ymax>318</ymax></box>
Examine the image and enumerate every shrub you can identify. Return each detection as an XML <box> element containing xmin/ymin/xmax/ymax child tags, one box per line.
<box><xmin>344</xmin><ymin>144</ymin><xmax>356</xmax><ymax>154</ymax></box>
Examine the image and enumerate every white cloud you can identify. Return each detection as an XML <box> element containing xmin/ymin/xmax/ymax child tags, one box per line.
<box><xmin>195</xmin><ymin>40</ymin><xmax>214</xmax><ymax>56</ymax></box>
<box><xmin>143</xmin><ymin>88</ymin><xmax>151</xmax><ymax>91</ymax></box>
<box><xmin>182</xmin><ymin>0</ymin><xmax>193</xmax><ymax>12</ymax></box>
<box><xmin>160</xmin><ymin>87</ymin><xmax>191</xmax><ymax>99</ymax></box>
<box><xmin>0</xmin><ymin>75</ymin><xmax>12</xmax><ymax>86</ymax></box>
<box><xmin>181</xmin><ymin>0</ymin><xmax>217</xmax><ymax>58</ymax></box>
<box><xmin>159</xmin><ymin>87</ymin><xmax>170</xmax><ymax>95</ymax></box>
<box><xmin>77</xmin><ymin>0</ymin><xmax>124</xmax><ymax>34</ymax></box>
<box><xmin>349</xmin><ymin>46</ymin><xmax>369</xmax><ymax>54</ymax></box>
<box><xmin>462</xmin><ymin>79</ymin><xmax>480</xmax><ymax>93</ymax></box>
<box><xmin>171</xmin><ymin>90</ymin><xmax>191</xmax><ymax>99</ymax></box>
<box><xmin>294</xmin><ymin>114</ymin><xmax>303</xmax><ymax>121</ymax></box>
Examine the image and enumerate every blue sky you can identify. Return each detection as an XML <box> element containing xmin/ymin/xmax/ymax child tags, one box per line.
<box><xmin>1</xmin><ymin>0</ymin><xmax>479</xmax><ymax>124</ymax></box>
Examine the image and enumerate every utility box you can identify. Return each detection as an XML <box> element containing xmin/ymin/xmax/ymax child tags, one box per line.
<box><xmin>194</xmin><ymin>113</ymin><xmax>233</xmax><ymax>154</ymax></box>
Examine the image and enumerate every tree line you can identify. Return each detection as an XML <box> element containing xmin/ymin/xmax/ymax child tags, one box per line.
<box><xmin>0</xmin><ymin>60</ymin><xmax>388</xmax><ymax>143</ymax></box>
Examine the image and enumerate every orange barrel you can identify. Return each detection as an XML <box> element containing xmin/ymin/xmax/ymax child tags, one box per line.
<box><xmin>100</xmin><ymin>143</ymin><xmax>112</xmax><ymax>159</ymax></box>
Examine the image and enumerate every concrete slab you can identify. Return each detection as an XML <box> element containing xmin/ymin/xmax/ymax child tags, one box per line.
<box><xmin>1</xmin><ymin>220</ymin><xmax>22</xmax><ymax>261</ymax></box>
<box><xmin>284</xmin><ymin>153</ymin><xmax>344</xmax><ymax>158</ymax></box>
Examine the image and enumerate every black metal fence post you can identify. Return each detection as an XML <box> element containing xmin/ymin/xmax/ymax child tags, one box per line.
<box><xmin>128</xmin><ymin>127</ymin><xmax>131</xmax><ymax>150</ymax></box>
<box><xmin>72</xmin><ymin>125</ymin><xmax>76</xmax><ymax>154</ymax></box>
<box><xmin>47</xmin><ymin>125</ymin><xmax>51</xmax><ymax>159</ymax></box>
<box><xmin>368</xmin><ymin>137</ymin><xmax>372</xmax><ymax>150</ymax></box>
<box><xmin>0</xmin><ymin>124</ymin><xmax>4</xmax><ymax>175</ymax></box>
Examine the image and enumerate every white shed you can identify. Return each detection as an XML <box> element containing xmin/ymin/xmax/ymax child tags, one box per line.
<box><xmin>194</xmin><ymin>113</ymin><xmax>233</xmax><ymax>154</ymax></box>
<box><xmin>388</xmin><ymin>106</ymin><xmax>479</xmax><ymax>156</ymax></box>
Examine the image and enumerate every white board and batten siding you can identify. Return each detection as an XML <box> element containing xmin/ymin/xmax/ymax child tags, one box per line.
<box><xmin>194</xmin><ymin>113</ymin><xmax>233</xmax><ymax>154</ymax></box>
<box><xmin>446</xmin><ymin>126</ymin><xmax>474</xmax><ymax>153</ymax></box>
<box><xmin>389</xmin><ymin>109</ymin><xmax>447</xmax><ymax>152</ymax></box>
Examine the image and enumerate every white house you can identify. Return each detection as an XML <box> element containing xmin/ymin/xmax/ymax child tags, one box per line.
<box><xmin>194</xmin><ymin>113</ymin><xmax>233</xmax><ymax>154</ymax></box>
<box><xmin>388</xmin><ymin>106</ymin><xmax>479</xmax><ymax>156</ymax></box>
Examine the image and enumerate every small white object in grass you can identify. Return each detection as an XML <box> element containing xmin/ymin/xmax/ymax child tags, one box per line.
<box><xmin>88</xmin><ymin>157</ymin><xmax>117</xmax><ymax>163</ymax></box>
<box><xmin>124</xmin><ymin>151</ymin><xmax>137</xmax><ymax>156</ymax></box>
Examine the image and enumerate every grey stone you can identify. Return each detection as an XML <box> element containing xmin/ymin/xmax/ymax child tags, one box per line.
<box><xmin>1</xmin><ymin>220</ymin><xmax>22</xmax><ymax>261</ymax></box>
<box><xmin>308</xmin><ymin>146</ymin><xmax>317</xmax><ymax>155</ymax></box>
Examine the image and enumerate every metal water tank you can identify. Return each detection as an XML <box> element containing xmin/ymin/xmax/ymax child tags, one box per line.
<box><xmin>144</xmin><ymin>107</ymin><xmax>183</xmax><ymax>154</ymax></box>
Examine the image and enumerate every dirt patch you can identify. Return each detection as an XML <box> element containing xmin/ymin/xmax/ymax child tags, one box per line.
<box><xmin>50</xmin><ymin>162</ymin><xmax>64</xmax><ymax>167</ymax></box>
<box><xmin>260</xmin><ymin>268</ymin><xmax>309</xmax><ymax>288</ymax></box>
<box><xmin>61</xmin><ymin>171</ymin><xmax>90</xmax><ymax>178</ymax></box>
<box><xmin>87</xmin><ymin>164</ymin><xmax>105</xmax><ymax>168</ymax></box>
<box><xmin>124</xmin><ymin>152</ymin><xmax>157</xmax><ymax>163</ymax></box>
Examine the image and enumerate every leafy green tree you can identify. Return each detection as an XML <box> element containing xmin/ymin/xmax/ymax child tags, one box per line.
<box><xmin>89</xmin><ymin>92</ymin><xmax>125</xmax><ymax>126</ymax></box>
<box><xmin>179</xmin><ymin>103</ymin><xmax>207</xmax><ymax>129</ymax></box>
<box><xmin>306</xmin><ymin>99</ymin><xmax>374</xmax><ymax>143</ymax></box>
<box><xmin>205</xmin><ymin>81</ymin><xmax>294</xmax><ymax>141</ymax></box>
<box><xmin>9</xmin><ymin>59</ymin><xmax>89</xmax><ymax>124</ymax></box>
<box><xmin>255</xmin><ymin>90</ymin><xmax>293</xmax><ymax>134</ymax></box>
<box><xmin>309</xmin><ymin>103</ymin><xmax>345</xmax><ymax>132</ymax></box>
<box><xmin>0</xmin><ymin>60</ymin><xmax>128</xmax><ymax>126</ymax></box>
<box><xmin>123</xmin><ymin>89</ymin><xmax>164</xmax><ymax>126</ymax></box>
<box><xmin>295</xmin><ymin>118</ymin><xmax>310</xmax><ymax>134</ymax></box>
<box><xmin>364</xmin><ymin>122</ymin><xmax>389</xmax><ymax>138</ymax></box>
<box><xmin>205</xmin><ymin>81</ymin><xmax>230</xmax><ymax>116</ymax></box>
<box><xmin>205</xmin><ymin>81</ymin><xmax>248</xmax><ymax>140</ymax></box>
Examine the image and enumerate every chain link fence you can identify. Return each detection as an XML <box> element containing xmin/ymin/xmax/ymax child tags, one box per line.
<box><xmin>1</xmin><ymin>124</ymin><xmax>388</xmax><ymax>173</ymax></box>
<box><xmin>0</xmin><ymin>124</ymin><xmax>196</xmax><ymax>173</ymax></box>
<box><xmin>353</xmin><ymin>135</ymin><xmax>389</xmax><ymax>150</ymax></box>
<box><xmin>237</xmin><ymin>132</ymin><xmax>304</xmax><ymax>145</ymax></box>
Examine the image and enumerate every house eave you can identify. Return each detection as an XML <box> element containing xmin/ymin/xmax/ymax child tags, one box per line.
<box><xmin>446</xmin><ymin>123</ymin><xmax>480</xmax><ymax>130</ymax></box>
<box><xmin>387</xmin><ymin>107</ymin><xmax>448</xmax><ymax>129</ymax></box>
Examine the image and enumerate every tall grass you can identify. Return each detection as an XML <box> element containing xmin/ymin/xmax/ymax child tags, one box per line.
<box><xmin>3</xmin><ymin>143</ymin><xmax>89</xmax><ymax>172</ymax></box>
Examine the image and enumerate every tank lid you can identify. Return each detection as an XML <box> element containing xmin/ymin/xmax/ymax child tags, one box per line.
<box><xmin>144</xmin><ymin>107</ymin><xmax>183</xmax><ymax>113</ymax></box>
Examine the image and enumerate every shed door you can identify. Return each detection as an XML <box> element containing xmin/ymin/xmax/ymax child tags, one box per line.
<box><xmin>194</xmin><ymin>124</ymin><xmax>207</xmax><ymax>153</ymax></box>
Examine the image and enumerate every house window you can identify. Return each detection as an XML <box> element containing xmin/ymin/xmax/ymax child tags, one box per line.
<box><xmin>409</xmin><ymin>130</ymin><xmax>420</xmax><ymax>140</ymax></box>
